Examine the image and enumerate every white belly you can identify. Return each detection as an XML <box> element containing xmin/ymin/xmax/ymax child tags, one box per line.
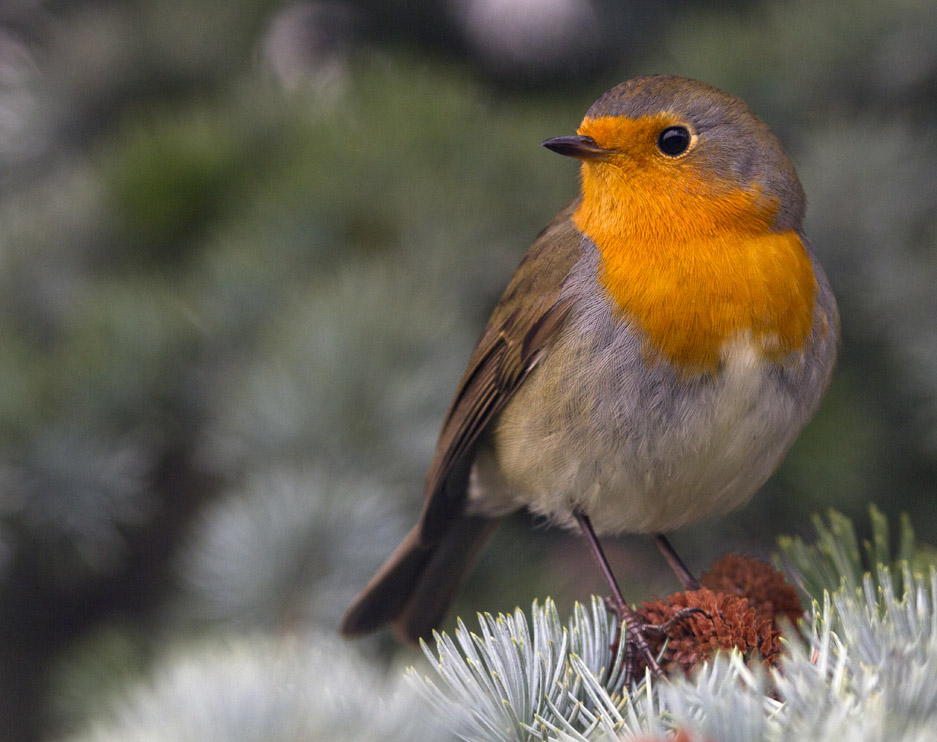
<box><xmin>469</xmin><ymin>308</ymin><xmax>818</xmax><ymax>535</ymax></box>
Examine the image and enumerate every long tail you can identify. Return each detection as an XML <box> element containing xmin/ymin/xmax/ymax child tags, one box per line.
<box><xmin>340</xmin><ymin>515</ymin><xmax>499</xmax><ymax>642</ymax></box>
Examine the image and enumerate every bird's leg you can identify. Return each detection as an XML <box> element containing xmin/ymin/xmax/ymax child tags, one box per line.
<box><xmin>573</xmin><ymin>510</ymin><xmax>660</xmax><ymax>680</ymax></box>
<box><xmin>648</xmin><ymin>533</ymin><xmax>710</xmax><ymax>638</ymax></box>
<box><xmin>652</xmin><ymin>533</ymin><xmax>702</xmax><ymax>591</ymax></box>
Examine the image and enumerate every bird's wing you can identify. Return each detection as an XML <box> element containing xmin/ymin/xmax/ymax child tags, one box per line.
<box><xmin>418</xmin><ymin>200</ymin><xmax>583</xmax><ymax>541</ymax></box>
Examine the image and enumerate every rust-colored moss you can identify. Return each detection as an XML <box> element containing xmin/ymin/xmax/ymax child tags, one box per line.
<box><xmin>701</xmin><ymin>552</ymin><xmax>804</xmax><ymax>627</ymax></box>
<box><xmin>633</xmin><ymin>553</ymin><xmax>803</xmax><ymax>676</ymax></box>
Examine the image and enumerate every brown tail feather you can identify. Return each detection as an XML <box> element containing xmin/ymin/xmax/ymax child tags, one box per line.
<box><xmin>340</xmin><ymin>515</ymin><xmax>499</xmax><ymax>642</ymax></box>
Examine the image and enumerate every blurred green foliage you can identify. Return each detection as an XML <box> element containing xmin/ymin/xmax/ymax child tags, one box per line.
<box><xmin>0</xmin><ymin>0</ymin><xmax>934</xmax><ymax>739</ymax></box>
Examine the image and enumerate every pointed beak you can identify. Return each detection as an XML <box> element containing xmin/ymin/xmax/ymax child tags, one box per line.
<box><xmin>541</xmin><ymin>135</ymin><xmax>609</xmax><ymax>160</ymax></box>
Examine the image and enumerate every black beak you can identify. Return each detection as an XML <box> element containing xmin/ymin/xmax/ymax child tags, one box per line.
<box><xmin>541</xmin><ymin>135</ymin><xmax>608</xmax><ymax>160</ymax></box>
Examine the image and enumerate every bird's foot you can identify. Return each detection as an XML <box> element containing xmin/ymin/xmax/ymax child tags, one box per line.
<box><xmin>604</xmin><ymin>594</ymin><xmax>659</xmax><ymax>684</ymax></box>
<box><xmin>605</xmin><ymin>596</ymin><xmax>708</xmax><ymax>685</ymax></box>
<box><xmin>644</xmin><ymin>606</ymin><xmax>709</xmax><ymax>636</ymax></box>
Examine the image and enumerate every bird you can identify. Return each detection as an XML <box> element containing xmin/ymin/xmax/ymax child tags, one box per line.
<box><xmin>340</xmin><ymin>74</ymin><xmax>838</xmax><ymax>667</ymax></box>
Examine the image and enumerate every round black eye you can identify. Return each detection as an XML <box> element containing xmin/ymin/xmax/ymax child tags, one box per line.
<box><xmin>657</xmin><ymin>126</ymin><xmax>692</xmax><ymax>157</ymax></box>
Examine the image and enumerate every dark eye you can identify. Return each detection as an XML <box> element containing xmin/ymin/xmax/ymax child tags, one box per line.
<box><xmin>657</xmin><ymin>126</ymin><xmax>692</xmax><ymax>157</ymax></box>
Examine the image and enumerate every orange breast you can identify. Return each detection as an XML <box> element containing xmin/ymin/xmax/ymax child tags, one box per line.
<box><xmin>571</xmin><ymin>121</ymin><xmax>817</xmax><ymax>374</ymax></box>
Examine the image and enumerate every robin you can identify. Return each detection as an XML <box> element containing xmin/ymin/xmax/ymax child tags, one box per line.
<box><xmin>340</xmin><ymin>75</ymin><xmax>838</xmax><ymax>670</ymax></box>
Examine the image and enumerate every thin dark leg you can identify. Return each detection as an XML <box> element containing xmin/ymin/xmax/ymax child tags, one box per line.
<box><xmin>574</xmin><ymin>511</ymin><xmax>627</xmax><ymax>609</ymax></box>
<box><xmin>573</xmin><ymin>510</ymin><xmax>660</xmax><ymax>678</ymax></box>
<box><xmin>653</xmin><ymin>533</ymin><xmax>702</xmax><ymax>591</ymax></box>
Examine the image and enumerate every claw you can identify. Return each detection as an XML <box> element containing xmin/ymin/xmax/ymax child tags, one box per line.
<box><xmin>643</xmin><ymin>606</ymin><xmax>709</xmax><ymax>636</ymax></box>
<box><xmin>606</xmin><ymin>594</ymin><xmax>661</xmax><ymax>683</ymax></box>
<box><xmin>606</xmin><ymin>603</ymin><xmax>711</xmax><ymax>684</ymax></box>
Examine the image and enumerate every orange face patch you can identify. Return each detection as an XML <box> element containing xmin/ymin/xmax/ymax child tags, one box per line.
<box><xmin>573</xmin><ymin>115</ymin><xmax>817</xmax><ymax>374</ymax></box>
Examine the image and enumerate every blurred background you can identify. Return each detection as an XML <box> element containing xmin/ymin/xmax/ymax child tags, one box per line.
<box><xmin>0</xmin><ymin>0</ymin><xmax>934</xmax><ymax>739</ymax></box>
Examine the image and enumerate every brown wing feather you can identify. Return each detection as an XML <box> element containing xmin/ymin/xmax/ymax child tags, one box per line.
<box><xmin>418</xmin><ymin>200</ymin><xmax>583</xmax><ymax>541</ymax></box>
